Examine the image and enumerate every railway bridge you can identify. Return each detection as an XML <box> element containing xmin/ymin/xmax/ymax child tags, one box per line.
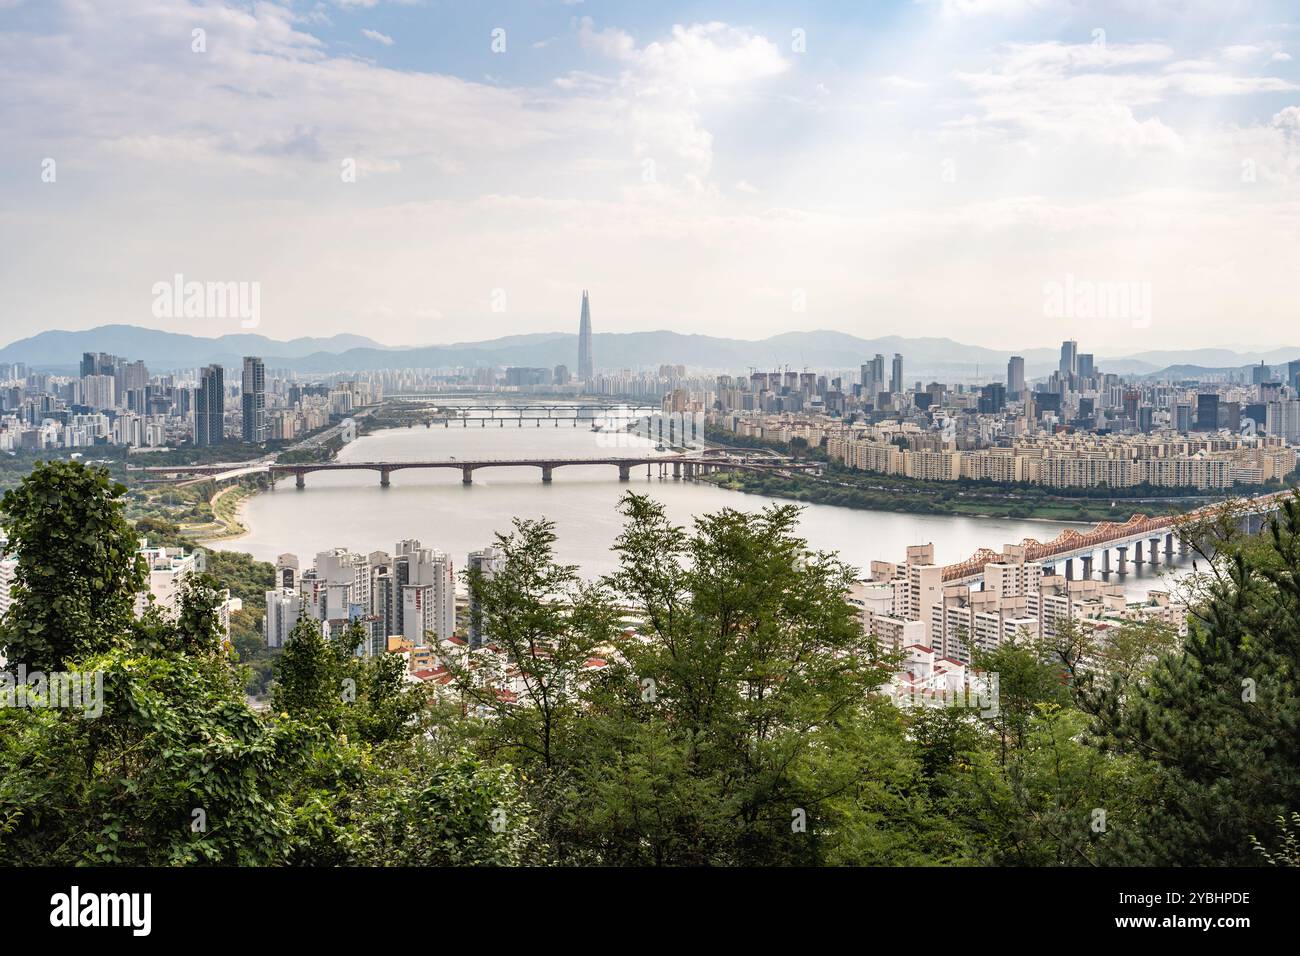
<box><xmin>941</xmin><ymin>490</ymin><xmax>1294</xmax><ymax>582</ymax></box>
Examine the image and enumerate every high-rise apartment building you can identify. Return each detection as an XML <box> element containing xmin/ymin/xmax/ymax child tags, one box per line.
<box><xmin>400</xmin><ymin>546</ymin><xmax>455</xmax><ymax>646</ymax></box>
<box><xmin>264</xmin><ymin>590</ymin><xmax>302</xmax><ymax>649</ymax></box>
<box><xmin>194</xmin><ymin>364</ymin><xmax>224</xmax><ymax>446</ymax></box>
<box><xmin>467</xmin><ymin>546</ymin><xmax>502</xmax><ymax>647</ymax></box>
<box><xmin>1267</xmin><ymin>399</ymin><xmax>1300</xmax><ymax>443</ymax></box>
<box><xmin>577</xmin><ymin>290</ymin><xmax>594</xmax><ymax>381</ymax></box>
<box><xmin>115</xmin><ymin>359</ymin><xmax>148</xmax><ymax>412</ymax></box>
<box><xmin>80</xmin><ymin>374</ymin><xmax>116</xmax><ymax>410</ymax></box>
<box><xmin>241</xmin><ymin>356</ymin><xmax>266</xmax><ymax>443</ymax></box>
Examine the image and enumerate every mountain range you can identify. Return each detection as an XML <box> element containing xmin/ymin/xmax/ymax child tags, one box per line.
<box><xmin>2</xmin><ymin>324</ymin><xmax>1298</xmax><ymax>382</ymax></box>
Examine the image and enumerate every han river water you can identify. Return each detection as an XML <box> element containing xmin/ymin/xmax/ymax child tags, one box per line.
<box><xmin>208</xmin><ymin>420</ymin><xmax>1193</xmax><ymax>597</ymax></box>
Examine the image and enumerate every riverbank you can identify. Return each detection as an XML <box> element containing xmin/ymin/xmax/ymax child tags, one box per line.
<box><xmin>702</xmin><ymin>467</ymin><xmax>1198</xmax><ymax>524</ymax></box>
<box><xmin>187</xmin><ymin>482</ymin><xmax>257</xmax><ymax>542</ymax></box>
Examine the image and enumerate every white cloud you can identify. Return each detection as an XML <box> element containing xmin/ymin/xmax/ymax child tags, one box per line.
<box><xmin>1222</xmin><ymin>44</ymin><xmax>1264</xmax><ymax>61</ymax></box>
<box><xmin>576</xmin><ymin>18</ymin><xmax>788</xmax><ymax>186</ymax></box>
<box><xmin>952</xmin><ymin>39</ymin><xmax>1297</xmax><ymax>154</ymax></box>
<box><xmin>1</xmin><ymin>0</ymin><xmax>1299</xmax><ymax>352</ymax></box>
<box><xmin>923</xmin><ymin>0</ymin><xmax>1063</xmax><ymax>18</ymax></box>
<box><xmin>361</xmin><ymin>28</ymin><xmax>394</xmax><ymax>46</ymax></box>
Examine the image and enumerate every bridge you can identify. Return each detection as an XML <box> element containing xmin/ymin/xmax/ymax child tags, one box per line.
<box><xmin>269</xmin><ymin>452</ymin><xmax>821</xmax><ymax>488</ymax></box>
<box><xmin>384</xmin><ymin>402</ymin><xmax>655</xmax><ymax>427</ymax></box>
<box><xmin>941</xmin><ymin>489</ymin><xmax>1296</xmax><ymax>583</ymax></box>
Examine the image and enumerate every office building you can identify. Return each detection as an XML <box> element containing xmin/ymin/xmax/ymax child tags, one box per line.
<box><xmin>1059</xmin><ymin>339</ymin><xmax>1078</xmax><ymax>378</ymax></box>
<box><xmin>1006</xmin><ymin>356</ymin><xmax>1025</xmax><ymax>400</ymax></box>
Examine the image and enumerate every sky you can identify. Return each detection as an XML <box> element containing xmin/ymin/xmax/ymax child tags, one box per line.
<box><xmin>0</xmin><ymin>0</ymin><xmax>1297</xmax><ymax>354</ymax></box>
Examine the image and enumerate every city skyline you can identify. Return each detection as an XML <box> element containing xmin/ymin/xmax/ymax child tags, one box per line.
<box><xmin>2</xmin><ymin>1</ymin><xmax>1299</xmax><ymax>350</ymax></box>
<box><xmin>4</xmin><ymin>0</ymin><xmax>1299</xmax><ymax>890</ymax></box>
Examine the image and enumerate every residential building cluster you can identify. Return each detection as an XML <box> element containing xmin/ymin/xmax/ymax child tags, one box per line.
<box><xmin>0</xmin><ymin>353</ymin><xmax>380</xmax><ymax>452</ymax></box>
<box><xmin>262</xmin><ymin>539</ymin><xmax>504</xmax><ymax>659</ymax></box>
<box><xmin>823</xmin><ymin>430</ymin><xmax>1297</xmax><ymax>491</ymax></box>
<box><xmin>706</xmin><ymin>338</ymin><xmax>1300</xmax><ymax>490</ymax></box>
<box><xmin>851</xmin><ymin>541</ymin><xmax>1187</xmax><ymax>707</ymax></box>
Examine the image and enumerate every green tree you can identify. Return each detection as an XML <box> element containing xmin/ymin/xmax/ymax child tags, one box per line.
<box><xmin>1088</xmin><ymin>495</ymin><xmax>1300</xmax><ymax>865</ymax></box>
<box><xmin>0</xmin><ymin>460</ymin><xmax>146</xmax><ymax>672</ymax></box>
<box><xmin>0</xmin><ymin>458</ymin><xmax>533</xmax><ymax>867</ymax></box>
<box><xmin>439</xmin><ymin>517</ymin><xmax>619</xmax><ymax>772</ymax></box>
<box><xmin>560</xmin><ymin>493</ymin><xmax>897</xmax><ymax>864</ymax></box>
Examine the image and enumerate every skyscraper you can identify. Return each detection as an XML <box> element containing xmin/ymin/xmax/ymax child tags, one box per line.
<box><xmin>1059</xmin><ymin>339</ymin><xmax>1078</xmax><ymax>378</ymax></box>
<box><xmin>577</xmin><ymin>290</ymin><xmax>594</xmax><ymax>381</ymax></box>
<box><xmin>1006</xmin><ymin>355</ymin><xmax>1025</xmax><ymax>400</ymax></box>
<box><xmin>890</xmin><ymin>353</ymin><xmax>904</xmax><ymax>394</ymax></box>
<box><xmin>195</xmin><ymin>364</ymin><xmax>224</xmax><ymax>446</ymax></box>
<box><xmin>1196</xmin><ymin>393</ymin><xmax>1220</xmax><ymax>432</ymax></box>
<box><xmin>241</xmin><ymin>356</ymin><xmax>266</xmax><ymax>443</ymax></box>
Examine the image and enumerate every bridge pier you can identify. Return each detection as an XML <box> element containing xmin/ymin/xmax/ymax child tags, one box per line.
<box><xmin>618</xmin><ymin>463</ymin><xmax>631</xmax><ymax>481</ymax></box>
<box><xmin>1080</xmin><ymin>555</ymin><xmax>1093</xmax><ymax>578</ymax></box>
<box><xmin>462</xmin><ymin>466</ymin><xmax>474</xmax><ymax>485</ymax></box>
<box><xmin>1165</xmin><ymin>533</ymin><xmax>1175</xmax><ymax>559</ymax></box>
<box><xmin>1134</xmin><ymin>540</ymin><xmax>1144</xmax><ymax>565</ymax></box>
<box><xmin>380</xmin><ymin>467</ymin><xmax>391</xmax><ymax>488</ymax></box>
<box><xmin>1148</xmin><ymin>537</ymin><xmax>1161</xmax><ymax>567</ymax></box>
<box><xmin>1116</xmin><ymin>545</ymin><xmax>1128</xmax><ymax>574</ymax></box>
<box><xmin>295</xmin><ymin>471</ymin><xmax>305</xmax><ymax>489</ymax></box>
<box><xmin>1065</xmin><ymin>558</ymin><xmax>1074</xmax><ymax>581</ymax></box>
<box><xmin>541</xmin><ymin>465</ymin><xmax>553</xmax><ymax>483</ymax></box>
<box><xmin>1101</xmin><ymin>549</ymin><xmax>1111</xmax><ymax>574</ymax></box>
<box><xmin>673</xmin><ymin>462</ymin><xmax>681</xmax><ymax>479</ymax></box>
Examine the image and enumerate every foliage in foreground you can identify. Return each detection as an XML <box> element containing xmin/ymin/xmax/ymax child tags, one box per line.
<box><xmin>2</xmin><ymin>458</ymin><xmax>1298</xmax><ymax>866</ymax></box>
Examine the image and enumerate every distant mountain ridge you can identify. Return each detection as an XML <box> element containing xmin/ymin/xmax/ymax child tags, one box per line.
<box><xmin>2</xmin><ymin>324</ymin><xmax>1297</xmax><ymax>382</ymax></box>
<box><xmin>0</xmin><ymin>326</ymin><xmax>389</xmax><ymax>371</ymax></box>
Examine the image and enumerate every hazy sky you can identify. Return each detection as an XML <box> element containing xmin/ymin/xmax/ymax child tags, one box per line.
<box><xmin>1</xmin><ymin>0</ymin><xmax>1297</xmax><ymax>353</ymax></box>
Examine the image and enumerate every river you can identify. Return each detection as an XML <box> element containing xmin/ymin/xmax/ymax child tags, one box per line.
<box><xmin>207</xmin><ymin>420</ymin><xmax>1193</xmax><ymax>596</ymax></box>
